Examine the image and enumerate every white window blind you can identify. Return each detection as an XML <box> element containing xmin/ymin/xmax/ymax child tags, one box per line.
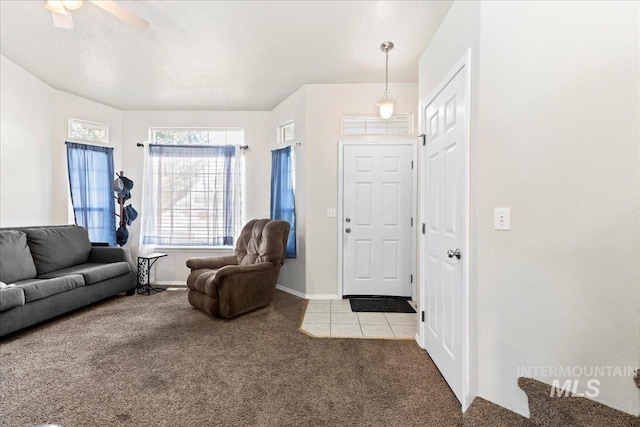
<box><xmin>342</xmin><ymin>114</ymin><xmax>413</xmax><ymax>135</ymax></box>
<box><xmin>142</xmin><ymin>128</ymin><xmax>244</xmax><ymax>247</ymax></box>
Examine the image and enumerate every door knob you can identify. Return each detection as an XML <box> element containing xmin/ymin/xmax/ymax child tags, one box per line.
<box><xmin>345</xmin><ymin>228</ymin><xmax>352</xmax><ymax>233</ymax></box>
<box><xmin>447</xmin><ymin>249</ymin><xmax>462</xmax><ymax>259</ymax></box>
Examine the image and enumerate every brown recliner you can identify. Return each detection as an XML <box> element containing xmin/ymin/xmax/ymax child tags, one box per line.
<box><xmin>185</xmin><ymin>219</ymin><xmax>290</xmax><ymax>319</ymax></box>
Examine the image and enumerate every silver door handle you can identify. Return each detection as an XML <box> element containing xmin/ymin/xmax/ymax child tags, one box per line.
<box><xmin>345</xmin><ymin>228</ymin><xmax>352</xmax><ymax>233</ymax></box>
<box><xmin>447</xmin><ymin>249</ymin><xmax>461</xmax><ymax>259</ymax></box>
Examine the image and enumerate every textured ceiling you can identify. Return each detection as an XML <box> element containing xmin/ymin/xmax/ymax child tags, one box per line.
<box><xmin>0</xmin><ymin>1</ymin><xmax>452</xmax><ymax>111</ymax></box>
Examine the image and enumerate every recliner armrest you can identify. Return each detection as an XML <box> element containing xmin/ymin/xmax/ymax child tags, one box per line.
<box><xmin>186</xmin><ymin>255</ymin><xmax>238</xmax><ymax>270</ymax></box>
<box><xmin>213</xmin><ymin>262</ymin><xmax>273</xmax><ymax>285</ymax></box>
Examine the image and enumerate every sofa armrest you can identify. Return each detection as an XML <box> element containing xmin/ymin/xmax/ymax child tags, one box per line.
<box><xmin>89</xmin><ymin>246</ymin><xmax>133</xmax><ymax>265</ymax></box>
<box><xmin>186</xmin><ymin>255</ymin><xmax>238</xmax><ymax>270</ymax></box>
<box><xmin>212</xmin><ymin>262</ymin><xmax>273</xmax><ymax>285</ymax></box>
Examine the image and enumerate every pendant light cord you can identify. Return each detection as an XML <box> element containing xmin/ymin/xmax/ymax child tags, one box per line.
<box><xmin>384</xmin><ymin>49</ymin><xmax>389</xmax><ymax>98</ymax></box>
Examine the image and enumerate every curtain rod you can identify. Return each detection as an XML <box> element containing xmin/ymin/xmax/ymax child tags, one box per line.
<box><xmin>136</xmin><ymin>143</ymin><xmax>249</xmax><ymax>150</ymax></box>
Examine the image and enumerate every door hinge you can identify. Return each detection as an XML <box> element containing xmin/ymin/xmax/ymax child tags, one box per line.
<box><xmin>419</xmin><ymin>134</ymin><xmax>426</xmax><ymax>146</ymax></box>
<box><xmin>421</xmin><ymin>223</ymin><xmax>425</xmax><ymax>234</ymax></box>
<box><xmin>411</xmin><ymin>160</ymin><xmax>414</xmax><ymax>169</ymax></box>
<box><xmin>411</xmin><ymin>217</ymin><xmax>413</xmax><ymax>227</ymax></box>
<box><xmin>421</xmin><ymin>311</ymin><xmax>425</xmax><ymax>322</ymax></box>
<box><xmin>410</xmin><ymin>274</ymin><xmax>413</xmax><ymax>283</ymax></box>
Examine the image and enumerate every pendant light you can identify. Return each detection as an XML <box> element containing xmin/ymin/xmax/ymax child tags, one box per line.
<box><xmin>377</xmin><ymin>41</ymin><xmax>395</xmax><ymax>119</ymax></box>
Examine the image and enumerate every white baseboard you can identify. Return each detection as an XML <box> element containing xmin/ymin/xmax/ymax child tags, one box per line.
<box><xmin>306</xmin><ymin>293</ymin><xmax>340</xmax><ymax>300</ymax></box>
<box><xmin>275</xmin><ymin>284</ymin><xmax>339</xmax><ymax>300</ymax></box>
<box><xmin>276</xmin><ymin>284</ymin><xmax>306</xmax><ymax>299</ymax></box>
<box><xmin>153</xmin><ymin>281</ymin><xmax>187</xmax><ymax>286</ymax></box>
<box><xmin>153</xmin><ymin>282</ymin><xmax>339</xmax><ymax>300</ymax></box>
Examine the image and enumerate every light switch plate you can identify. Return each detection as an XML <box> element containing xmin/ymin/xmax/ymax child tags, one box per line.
<box><xmin>327</xmin><ymin>208</ymin><xmax>336</xmax><ymax>218</ymax></box>
<box><xmin>494</xmin><ymin>207</ymin><xmax>511</xmax><ymax>230</ymax></box>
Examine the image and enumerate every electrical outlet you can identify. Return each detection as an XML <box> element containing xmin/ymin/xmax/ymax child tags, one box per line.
<box><xmin>494</xmin><ymin>207</ymin><xmax>511</xmax><ymax>230</ymax></box>
<box><xmin>327</xmin><ymin>208</ymin><xmax>336</xmax><ymax>218</ymax></box>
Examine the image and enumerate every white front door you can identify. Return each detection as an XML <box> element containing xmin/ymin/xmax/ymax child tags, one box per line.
<box><xmin>342</xmin><ymin>142</ymin><xmax>414</xmax><ymax>297</ymax></box>
<box><xmin>421</xmin><ymin>58</ymin><xmax>469</xmax><ymax>404</ymax></box>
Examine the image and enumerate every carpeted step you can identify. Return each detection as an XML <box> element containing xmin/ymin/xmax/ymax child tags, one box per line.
<box><xmin>463</xmin><ymin>397</ymin><xmax>534</xmax><ymax>427</ymax></box>
<box><xmin>518</xmin><ymin>377</ymin><xmax>640</xmax><ymax>427</ymax></box>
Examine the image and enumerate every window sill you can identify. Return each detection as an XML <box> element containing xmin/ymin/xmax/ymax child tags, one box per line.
<box><xmin>153</xmin><ymin>246</ymin><xmax>234</xmax><ymax>253</ymax></box>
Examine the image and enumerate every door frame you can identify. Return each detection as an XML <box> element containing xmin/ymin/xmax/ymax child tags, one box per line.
<box><xmin>337</xmin><ymin>139</ymin><xmax>418</xmax><ymax>299</ymax></box>
<box><xmin>418</xmin><ymin>49</ymin><xmax>472</xmax><ymax>411</ymax></box>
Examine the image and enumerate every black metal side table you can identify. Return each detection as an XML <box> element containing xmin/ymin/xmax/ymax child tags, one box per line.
<box><xmin>137</xmin><ymin>253</ymin><xmax>168</xmax><ymax>295</ymax></box>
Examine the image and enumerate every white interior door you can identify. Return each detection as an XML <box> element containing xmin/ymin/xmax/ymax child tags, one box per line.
<box><xmin>342</xmin><ymin>142</ymin><xmax>414</xmax><ymax>297</ymax></box>
<box><xmin>420</xmin><ymin>59</ymin><xmax>469</xmax><ymax>404</ymax></box>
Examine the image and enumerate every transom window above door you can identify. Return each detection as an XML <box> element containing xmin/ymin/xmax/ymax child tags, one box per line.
<box><xmin>342</xmin><ymin>114</ymin><xmax>413</xmax><ymax>135</ymax></box>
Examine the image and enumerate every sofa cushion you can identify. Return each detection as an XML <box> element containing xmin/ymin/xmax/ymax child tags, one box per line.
<box><xmin>15</xmin><ymin>275</ymin><xmax>85</xmax><ymax>303</ymax></box>
<box><xmin>0</xmin><ymin>286</ymin><xmax>26</xmax><ymax>312</ymax></box>
<box><xmin>0</xmin><ymin>230</ymin><xmax>38</xmax><ymax>283</ymax></box>
<box><xmin>24</xmin><ymin>226</ymin><xmax>92</xmax><ymax>275</ymax></box>
<box><xmin>38</xmin><ymin>262</ymin><xmax>131</xmax><ymax>285</ymax></box>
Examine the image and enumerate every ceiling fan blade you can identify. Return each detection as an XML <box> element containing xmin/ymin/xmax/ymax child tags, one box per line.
<box><xmin>51</xmin><ymin>10</ymin><xmax>74</xmax><ymax>29</ymax></box>
<box><xmin>89</xmin><ymin>1</ymin><xmax>149</xmax><ymax>29</ymax></box>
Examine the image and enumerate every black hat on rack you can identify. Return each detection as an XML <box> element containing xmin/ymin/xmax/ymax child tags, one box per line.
<box><xmin>116</xmin><ymin>225</ymin><xmax>129</xmax><ymax>246</ymax></box>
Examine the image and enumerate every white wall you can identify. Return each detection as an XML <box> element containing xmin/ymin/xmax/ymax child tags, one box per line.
<box><xmin>304</xmin><ymin>83</ymin><xmax>418</xmax><ymax>297</ymax></box>
<box><xmin>1</xmin><ymin>56</ymin><xmax>124</xmax><ymax>229</ymax></box>
<box><xmin>50</xmin><ymin>89</ymin><xmax>123</xmax><ymax>225</ymax></box>
<box><xmin>420</xmin><ymin>0</ymin><xmax>640</xmax><ymax>417</ymax></box>
<box><xmin>0</xmin><ymin>55</ymin><xmax>54</xmax><ymax>226</ymax></box>
<box><xmin>120</xmin><ymin>110</ymin><xmax>271</xmax><ymax>283</ymax></box>
<box><xmin>270</xmin><ymin>87</ymin><xmax>307</xmax><ymax>295</ymax></box>
<box><xmin>477</xmin><ymin>0</ymin><xmax>640</xmax><ymax>416</ymax></box>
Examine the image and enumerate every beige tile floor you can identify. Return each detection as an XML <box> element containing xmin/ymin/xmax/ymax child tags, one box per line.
<box><xmin>300</xmin><ymin>299</ymin><xmax>418</xmax><ymax>339</ymax></box>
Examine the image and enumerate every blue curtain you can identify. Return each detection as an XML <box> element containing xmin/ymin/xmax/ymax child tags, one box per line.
<box><xmin>66</xmin><ymin>142</ymin><xmax>116</xmax><ymax>245</ymax></box>
<box><xmin>142</xmin><ymin>144</ymin><xmax>236</xmax><ymax>246</ymax></box>
<box><xmin>270</xmin><ymin>146</ymin><xmax>296</xmax><ymax>258</ymax></box>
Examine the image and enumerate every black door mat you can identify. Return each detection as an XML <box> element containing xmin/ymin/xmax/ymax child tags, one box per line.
<box><xmin>349</xmin><ymin>298</ymin><xmax>416</xmax><ymax>313</ymax></box>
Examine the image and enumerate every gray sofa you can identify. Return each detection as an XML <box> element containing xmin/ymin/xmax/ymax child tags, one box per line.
<box><xmin>0</xmin><ymin>225</ymin><xmax>136</xmax><ymax>337</ymax></box>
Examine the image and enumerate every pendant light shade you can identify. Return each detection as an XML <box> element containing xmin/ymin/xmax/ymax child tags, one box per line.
<box><xmin>378</xmin><ymin>41</ymin><xmax>395</xmax><ymax>119</ymax></box>
<box><xmin>377</xmin><ymin>97</ymin><xmax>395</xmax><ymax>120</ymax></box>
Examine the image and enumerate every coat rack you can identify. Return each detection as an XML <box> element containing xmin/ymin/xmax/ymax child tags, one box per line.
<box><xmin>116</xmin><ymin>170</ymin><xmax>126</xmax><ymax>227</ymax></box>
<box><xmin>114</xmin><ymin>171</ymin><xmax>138</xmax><ymax>246</ymax></box>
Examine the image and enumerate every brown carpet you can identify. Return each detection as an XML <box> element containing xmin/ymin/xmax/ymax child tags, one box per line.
<box><xmin>518</xmin><ymin>378</ymin><xmax>640</xmax><ymax>427</ymax></box>
<box><xmin>463</xmin><ymin>397</ymin><xmax>534</xmax><ymax>427</ymax></box>
<box><xmin>0</xmin><ymin>290</ymin><xmax>463</xmax><ymax>426</ymax></box>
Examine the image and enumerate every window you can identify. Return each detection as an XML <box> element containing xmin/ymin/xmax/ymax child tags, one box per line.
<box><xmin>142</xmin><ymin>128</ymin><xmax>244</xmax><ymax>247</ymax></box>
<box><xmin>68</xmin><ymin>118</ymin><xmax>109</xmax><ymax>144</ymax></box>
<box><xmin>342</xmin><ymin>114</ymin><xmax>413</xmax><ymax>135</ymax></box>
<box><xmin>66</xmin><ymin>142</ymin><xmax>116</xmax><ymax>245</ymax></box>
<box><xmin>278</xmin><ymin>120</ymin><xmax>295</xmax><ymax>144</ymax></box>
<box><xmin>270</xmin><ymin>146</ymin><xmax>296</xmax><ymax>258</ymax></box>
